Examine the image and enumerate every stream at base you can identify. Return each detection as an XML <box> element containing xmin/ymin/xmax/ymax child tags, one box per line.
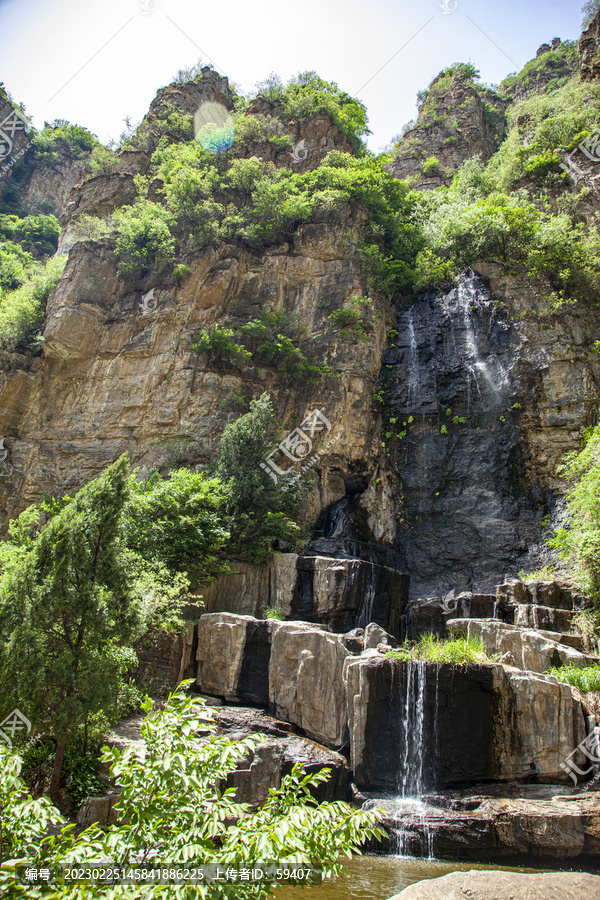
<box><xmin>274</xmin><ymin>855</ymin><xmax>576</xmax><ymax>900</ymax></box>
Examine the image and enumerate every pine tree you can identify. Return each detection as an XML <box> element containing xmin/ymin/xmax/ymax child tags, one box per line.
<box><xmin>0</xmin><ymin>454</ymin><xmax>140</xmax><ymax>799</ymax></box>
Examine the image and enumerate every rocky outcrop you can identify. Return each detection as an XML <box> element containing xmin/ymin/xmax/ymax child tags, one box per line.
<box><xmin>269</xmin><ymin>620</ymin><xmax>350</xmax><ymax>747</ymax></box>
<box><xmin>389</xmin><ymin>869</ymin><xmax>600</xmax><ymax>899</ymax></box>
<box><xmin>345</xmin><ymin>656</ymin><xmax>586</xmax><ymax>790</ymax></box>
<box><xmin>447</xmin><ymin>619</ymin><xmax>595</xmax><ymax>674</ymax></box>
<box><xmin>372</xmin><ymin>785</ymin><xmax>600</xmax><ymax>862</ymax></box>
<box><xmin>389</xmin><ymin>72</ymin><xmax>506</xmax><ymax>189</ymax></box>
<box><xmin>135</xmin><ymin>623</ymin><xmax>195</xmax><ymax>695</ymax></box>
<box><xmin>496</xmin><ymin>580</ymin><xmax>584</xmax><ymax>634</ymax></box>
<box><xmin>580</xmin><ymin>9</ymin><xmax>600</xmax><ymax>81</ymax></box>
<box><xmin>200</xmin><ymin>550</ymin><xmax>409</xmax><ymax>636</ymax></box>
<box><xmin>404</xmin><ymin>593</ymin><xmax>496</xmax><ymax>640</ymax></box>
<box><xmin>195</xmin><ymin>613</ymin><xmax>351</xmax><ymax>747</ymax></box>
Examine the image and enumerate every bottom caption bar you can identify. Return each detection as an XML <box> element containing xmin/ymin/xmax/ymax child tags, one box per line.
<box><xmin>23</xmin><ymin>863</ymin><xmax>325</xmax><ymax>885</ymax></box>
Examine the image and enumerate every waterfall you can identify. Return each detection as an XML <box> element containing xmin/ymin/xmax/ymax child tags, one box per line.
<box><xmin>455</xmin><ymin>273</ymin><xmax>508</xmax><ymax>407</ymax></box>
<box><xmin>406</xmin><ymin>307</ymin><xmax>419</xmax><ymax>407</ymax></box>
<box><xmin>391</xmin><ymin>660</ymin><xmax>439</xmax><ymax>859</ymax></box>
<box><xmin>398</xmin><ymin>660</ymin><xmax>427</xmax><ymax>797</ymax></box>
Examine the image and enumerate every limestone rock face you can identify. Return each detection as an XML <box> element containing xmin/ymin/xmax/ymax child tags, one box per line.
<box><xmin>580</xmin><ymin>9</ymin><xmax>600</xmax><ymax>81</ymax></box>
<box><xmin>389</xmin><ymin>870</ymin><xmax>600</xmax><ymax>899</ymax></box>
<box><xmin>196</xmin><ymin>613</ymin><xmax>273</xmax><ymax>705</ymax></box>
<box><xmin>493</xmin><ymin>666</ymin><xmax>587</xmax><ymax>782</ymax></box>
<box><xmin>135</xmin><ymin>623</ymin><xmax>195</xmax><ymax>695</ymax></box>
<box><xmin>196</xmin><ymin>613</ymin><xmax>350</xmax><ymax>747</ymax></box>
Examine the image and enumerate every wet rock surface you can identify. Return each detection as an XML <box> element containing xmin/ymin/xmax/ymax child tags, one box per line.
<box><xmin>369</xmin><ymin>785</ymin><xmax>600</xmax><ymax>863</ymax></box>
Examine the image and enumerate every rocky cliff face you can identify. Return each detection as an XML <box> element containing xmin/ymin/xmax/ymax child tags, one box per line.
<box><xmin>580</xmin><ymin>9</ymin><xmax>600</xmax><ymax>82</ymax></box>
<box><xmin>388</xmin><ymin>70</ymin><xmax>507</xmax><ymax>189</ymax></box>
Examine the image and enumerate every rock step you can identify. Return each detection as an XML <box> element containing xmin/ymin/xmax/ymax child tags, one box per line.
<box><xmin>389</xmin><ymin>870</ymin><xmax>600</xmax><ymax>899</ymax></box>
<box><xmin>447</xmin><ymin>618</ymin><xmax>599</xmax><ymax>674</ymax></box>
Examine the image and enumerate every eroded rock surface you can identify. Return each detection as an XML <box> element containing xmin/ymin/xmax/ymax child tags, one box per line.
<box><xmin>389</xmin><ymin>869</ymin><xmax>600</xmax><ymax>899</ymax></box>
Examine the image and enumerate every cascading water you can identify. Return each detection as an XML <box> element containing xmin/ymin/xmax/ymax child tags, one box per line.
<box><xmin>390</xmin><ymin>660</ymin><xmax>439</xmax><ymax>859</ymax></box>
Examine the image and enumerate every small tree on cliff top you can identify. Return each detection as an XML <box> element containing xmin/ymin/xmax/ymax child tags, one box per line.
<box><xmin>0</xmin><ymin>454</ymin><xmax>140</xmax><ymax>799</ymax></box>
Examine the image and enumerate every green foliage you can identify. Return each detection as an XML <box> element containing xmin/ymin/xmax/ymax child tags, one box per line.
<box><xmin>0</xmin><ymin>214</ymin><xmax>59</xmax><ymax>257</ymax></box>
<box><xmin>255</xmin><ymin>71</ymin><xmax>369</xmax><ymax>151</ymax></box>
<box><xmin>191</xmin><ymin>323</ymin><xmax>252</xmax><ymax>368</ymax></box>
<box><xmin>385</xmin><ymin>633</ymin><xmax>490</xmax><ymax>664</ymax></box>
<box><xmin>500</xmin><ymin>41</ymin><xmax>579</xmax><ymax>99</ymax></box>
<box><xmin>0</xmin><ymin>454</ymin><xmax>140</xmax><ymax>795</ymax></box>
<box><xmin>113</xmin><ymin>200</ymin><xmax>176</xmax><ymax>279</ymax></box>
<box><xmin>262</xmin><ymin>605</ymin><xmax>283</xmax><ymax>620</ymax></box>
<box><xmin>31</xmin><ymin>120</ymin><xmax>98</xmax><ymax>165</ymax></box>
<box><xmin>547</xmin><ymin>663</ymin><xmax>600</xmax><ymax>691</ymax></box>
<box><xmin>217</xmin><ymin>393</ymin><xmax>303</xmax><ymax>562</ymax></box>
<box><xmin>0</xmin><ymin>255</ymin><xmax>66</xmax><ymax>360</ymax></box>
<box><xmin>582</xmin><ymin>0</ymin><xmax>600</xmax><ymax>28</ymax></box>
<box><xmin>193</xmin><ymin>309</ymin><xmax>329</xmax><ymax>382</ymax></box>
<box><xmin>328</xmin><ymin>295</ymin><xmax>374</xmax><ymax>342</ymax></box>
<box><xmin>0</xmin><ymin>687</ymin><xmax>384</xmax><ymax>898</ymax></box>
<box><xmin>121</xmin><ymin>468</ymin><xmax>230</xmax><ymax>585</ymax></box>
<box><xmin>550</xmin><ymin>424</ymin><xmax>600</xmax><ymax>601</ymax></box>
<box><xmin>421</xmin><ymin>157</ymin><xmax>441</xmax><ymax>175</ymax></box>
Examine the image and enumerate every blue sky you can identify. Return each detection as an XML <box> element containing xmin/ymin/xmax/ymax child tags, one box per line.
<box><xmin>0</xmin><ymin>0</ymin><xmax>586</xmax><ymax>151</ymax></box>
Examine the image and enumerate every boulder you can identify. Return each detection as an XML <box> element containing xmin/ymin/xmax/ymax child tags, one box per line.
<box><xmin>196</xmin><ymin>613</ymin><xmax>274</xmax><ymax>705</ymax></box>
<box><xmin>492</xmin><ymin>667</ymin><xmax>587</xmax><ymax>782</ymax></box>
<box><xmin>214</xmin><ymin>706</ymin><xmax>350</xmax><ymax>803</ymax></box>
<box><xmin>388</xmin><ymin>870</ymin><xmax>600</xmax><ymax>899</ymax></box>
<box><xmin>364</xmin><ymin>623</ymin><xmax>395</xmax><ymax>649</ymax></box>
<box><xmin>77</xmin><ymin>791</ymin><xmax>120</xmax><ymax>827</ymax></box>
<box><xmin>269</xmin><ymin>621</ymin><xmax>350</xmax><ymax>747</ymax></box>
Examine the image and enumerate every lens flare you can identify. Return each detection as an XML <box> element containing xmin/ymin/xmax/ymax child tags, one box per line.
<box><xmin>194</xmin><ymin>102</ymin><xmax>234</xmax><ymax>154</ymax></box>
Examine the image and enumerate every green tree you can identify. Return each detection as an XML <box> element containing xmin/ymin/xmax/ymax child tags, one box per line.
<box><xmin>120</xmin><ymin>467</ymin><xmax>231</xmax><ymax>585</ymax></box>
<box><xmin>0</xmin><ymin>687</ymin><xmax>383</xmax><ymax>898</ymax></box>
<box><xmin>0</xmin><ymin>454</ymin><xmax>140</xmax><ymax>799</ymax></box>
<box><xmin>217</xmin><ymin>393</ymin><xmax>303</xmax><ymax>561</ymax></box>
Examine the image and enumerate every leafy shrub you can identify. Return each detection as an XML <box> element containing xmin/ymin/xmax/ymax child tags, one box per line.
<box><xmin>217</xmin><ymin>393</ymin><xmax>304</xmax><ymax>562</ymax></box>
<box><xmin>0</xmin><ymin>688</ymin><xmax>383</xmax><ymax>897</ymax></box>
<box><xmin>0</xmin><ymin>214</ymin><xmax>59</xmax><ymax>257</ymax></box>
<box><xmin>547</xmin><ymin>663</ymin><xmax>600</xmax><ymax>692</ymax></box>
<box><xmin>254</xmin><ymin>70</ymin><xmax>369</xmax><ymax>151</ymax></box>
<box><xmin>121</xmin><ymin>467</ymin><xmax>230</xmax><ymax>584</ymax></box>
<box><xmin>422</xmin><ymin>157</ymin><xmax>441</xmax><ymax>175</ymax></box>
<box><xmin>191</xmin><ymin>323</ymin><xmax>252</xmax><ymax>368</ymax></box>
<box><xmin>0</xmin><ymin>255</ymin><xmax>66</xmax><ymax>358</ymax></box>
<box><xmin>31</xmin><ymin>120</ymin><xmax>98</xmax><ymax>164</ymax></box>
<box><xmin>328</xmin><ymin>295</ymin><xmax>374</xmax><ymax>342</ymax></box>
<box><xmin>113</xmin><ymin>200</ymin><xmax>176</xmax><ymax>278</ymax></box>
<box><xmin>550</xmin><ymin>424</ymin><xmax>600</xmax><ymax>601</ymax></box>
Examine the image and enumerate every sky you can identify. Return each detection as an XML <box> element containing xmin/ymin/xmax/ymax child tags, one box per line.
<box><xmin>0</xmin><ymin>0</ymin><xmax>587</xmax><ymax>151</ymax></box>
